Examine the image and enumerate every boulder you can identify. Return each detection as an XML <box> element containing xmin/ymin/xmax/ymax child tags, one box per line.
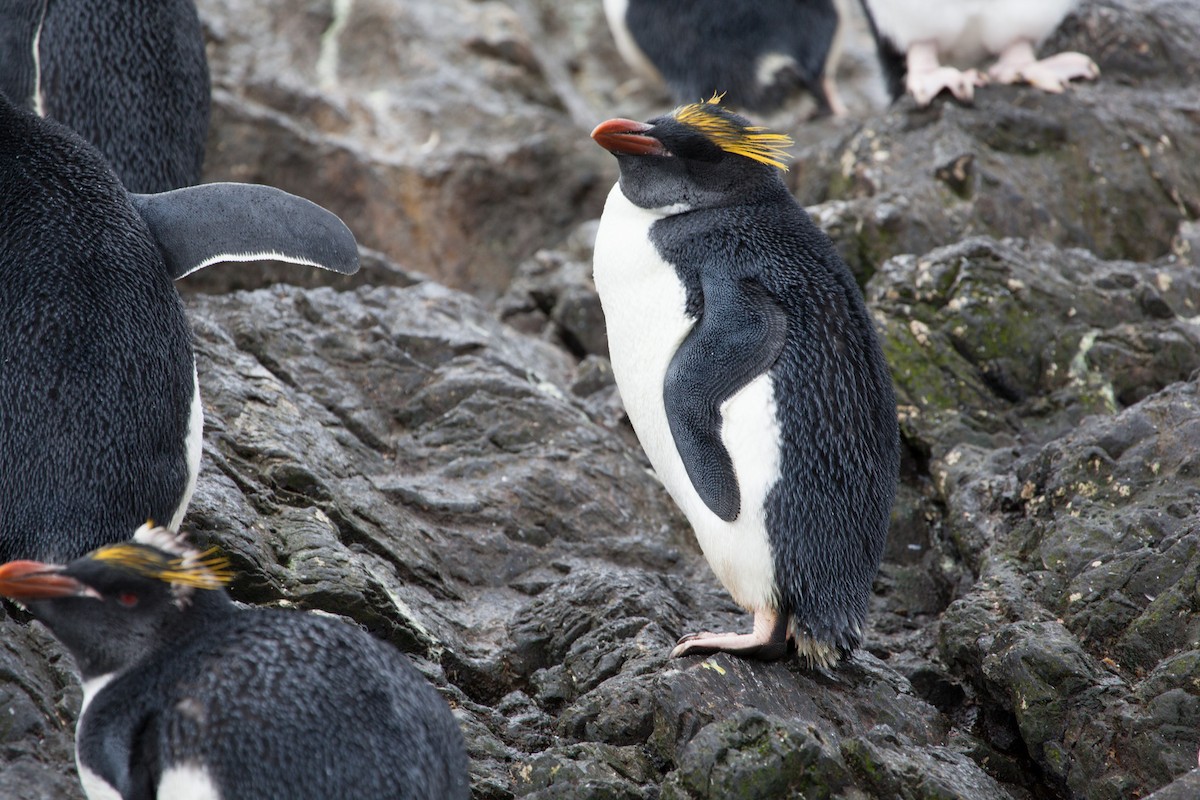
<box><xmin>193</xmin><ymin>0</ymin><xmax>614</xmax><ymax>296</ymax></box>
<box><xmin>799</xmin><ymin>0</ymin><xmax>1200</xmax><ymax>284</ymax></box>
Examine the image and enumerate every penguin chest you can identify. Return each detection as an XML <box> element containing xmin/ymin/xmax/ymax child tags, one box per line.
<box><xmin>593</xmin><ymin>184</ymin><xmax>780</xmax><ymax>612</ymax></box>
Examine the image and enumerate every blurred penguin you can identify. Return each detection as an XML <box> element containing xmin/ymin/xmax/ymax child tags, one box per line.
<box><xmin>859</xmin><ymin>0</ymin><xmax>1099</xmax><ymax>106</ymax></box>
<box><xmin>605</xmin><ymin>0</ymin><xmax>850</xmax><ymax>116</ymax></box>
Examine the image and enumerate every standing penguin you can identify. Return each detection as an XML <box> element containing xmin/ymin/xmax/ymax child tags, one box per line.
<box><xmin>0</xmin><ymin>0</ymin><xmax>209</xmax><ymax>192</ymax></box>
<box><xmin>591</xmin><ymin>99</ymin><xmax>898</xmax><ymax>665</ymax></box>
<box><xmin>604</xmin><ymin>0</ymin><xmax>850</xmax><ymax>116</ymax></box>
<box><xmin>0</xmin><ymin>525</ymin><xmax>471</xmax><ymax>800</ymax></box>
<box><xmin>859</xmin><ymin>0</ymin><xmax>1099</xmax><ymax>106</ymax></box>
<box><xmin>0</xmin><ymin>94</ymin><xmax>358</xmax><ymax>563</ymax></box>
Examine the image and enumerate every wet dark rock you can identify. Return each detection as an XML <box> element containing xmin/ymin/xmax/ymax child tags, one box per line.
<box><xmin>927</xmin><ymin>380</ymin><xmax>1200</xmax><ymax>798</ymax></box>
<box><xmin>868</xmin><ymin>236</ymin><xmax>1200</xmax><ymax>456</ymax></box>
<box><xmin>0</xmin><ymin>607</ymin><xmax>78</xmax><ymax>799</ymax></box>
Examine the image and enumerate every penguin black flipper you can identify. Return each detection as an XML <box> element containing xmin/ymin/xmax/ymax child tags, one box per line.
<box><xmin>130</xmin><ymin>183</ymin><xmax>360</xmax><ymax>280</ymax></box>
<box><xmin>664</xmin><ymin>276</ymin><xmax>788</xmax><ymax>522</ymax></box>
<box><xmin>0</xmin><ymin>0</ymin><xmax>43</xmax><ymax>107</ymax></box>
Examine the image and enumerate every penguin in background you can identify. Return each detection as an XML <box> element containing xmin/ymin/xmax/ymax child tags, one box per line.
<box><xmin>0</xmin><ymin>0</ymin><xmax>210</xmax><ymax>192</ymax></box>
<box><xmin>604</xmin><ymin>0</ymin><xmax>851</xmax><ymax>117</ymax></box>
<box><xmin>859</xmin><ymin>0</ymin><xmax>1099</xmax><ymax>106</ymax></box>
<box><xmin>0</xmin><ymin>524</ymin><xmax>471</xmax><ymax>800</ymax></box>
<box><xmin>0</xmin><ymin>93</ymin><xmax>359</xmax><ymax>564</ymax></box>
<box><xmin>591</xmin><ymin>99</ymin><xmax>899</xmax><ymax>665</ymax></box>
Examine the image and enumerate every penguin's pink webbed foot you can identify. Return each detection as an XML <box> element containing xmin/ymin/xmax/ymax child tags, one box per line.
<box><xmin>904</xmin><ymin>41</ymin><xmax>986</xmax><ymax>107</ymax></box>
<box><xmin>988</xmin><ymin>39</ymin><xmax>1099</xmax><ymax>93</ymax></box>
<box><xmin>670</xmin><ymin>609</ymin><xmax>790</xmax><ymax>661</ymax></box>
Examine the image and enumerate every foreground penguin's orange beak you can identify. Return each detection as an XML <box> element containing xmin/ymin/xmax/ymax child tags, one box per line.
<box><xmin>591</xmin><ymin>118</ymin><xmax>667</xmax><ymax>156</ymax></box>
<box><xmin>0</xmin><ymin>560</ymin><xmax>87</xmax><ymax>599</ymax></box>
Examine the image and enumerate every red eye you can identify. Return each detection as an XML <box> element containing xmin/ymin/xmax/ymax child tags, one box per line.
<box><xmin>117</xmin><ymin>592</ymin><xmax>139</xmax><ymax>608</ymax></box>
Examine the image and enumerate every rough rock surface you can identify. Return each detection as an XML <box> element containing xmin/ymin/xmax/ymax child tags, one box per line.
<box><xmin>797</xmin><ymin>0</ymin><xmax>1200</xmax><ymax>285</ymax></box>
<box><xmin>192</xmin><ymin>0</ymin><xmax>614</xmax><ymax>296</ymax></box>
<box><xmin>4</xmin><ymin>1</ymin><xmax>1200</xmax><ymax>799</ymax></box>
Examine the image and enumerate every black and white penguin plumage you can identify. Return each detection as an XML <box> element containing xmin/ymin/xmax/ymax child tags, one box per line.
<box><xmin>0</xmin><ymin>0</ymin><xmax>210</xmax><ymax>192</ymax></box>
<box><xmin>591</xmin><ymin>100</ymin><xmax>899</xmax><ymax>665</ymax></box>
<box><xmin>0</xmin><ymin>525</ymin><xmax>471</xmax><ymax>800</ymax></box>
<box><xmin>0</xmin><ymin>94</ymin><xmax>358</xmax><ymax>564</ymax></box>
<box><xmin>604</xmin><ymin>0</ymin><xmax>850</xmax><ymax>116</ymax></box>
<box><xmin>859</xmin><ymin>0</ymin><xmax>1099</xmax><ymax>106</ymax></box>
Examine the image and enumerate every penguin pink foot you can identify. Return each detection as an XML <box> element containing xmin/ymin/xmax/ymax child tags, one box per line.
<box><xmin>905</xmin><ymin>41</ymin><xmax>986</xmax><ymax>106</ymax></box>
<box><xmin>671</xmin><ymin>609</ymin><xmax>790</xmax><ymax>661</ymax></box>
<box><xmin>988</xmin><ymin>39</ymin><xmax>1099</xmax><ymax>93</ymax></box>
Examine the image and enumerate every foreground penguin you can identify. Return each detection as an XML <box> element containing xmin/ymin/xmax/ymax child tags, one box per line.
<box><xmin>604</xmin><ymin>0</ymin><xmax>849</xmax><ymax>116</ymax></box>
<box><xmin>591</xmin><ymin>99</ymin><xmax>898</xmax><ymax>665</ymax></box>
<box><xmin>0</xmin><ymin>94</ymin><xmax>358</xmax><ymax>563</ymax></box>
<box><xmin>0</xmin><ymin>525</ymin><xmax>470</xmax><ymax>799</ymax></box>
<box><xmin>859</xmin><ymin>0</ymin><xmax>1099</xmax><ymax>106</ymax></box>
<box><xmin>0</xmin><ymin>0</ymin><xmax>209</xmax><ymax>192</ymax></box>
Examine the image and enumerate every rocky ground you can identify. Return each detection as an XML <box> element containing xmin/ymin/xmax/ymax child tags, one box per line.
<box><xmin>3</xmin><ymin>0</ymin><xmax>1200</xmax><ymax>798</ymax></box>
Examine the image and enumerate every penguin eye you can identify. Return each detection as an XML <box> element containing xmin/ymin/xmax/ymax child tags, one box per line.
<box><xmin>117</xmin><ymin>592</ymin><xmax>139</xmax><ymax>608</ymax></box>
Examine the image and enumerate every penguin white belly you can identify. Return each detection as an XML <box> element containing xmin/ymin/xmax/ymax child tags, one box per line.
<box><xmin>594</xmin><ymin>183</ymin><xmax>779</xmax><ymax>612</ymax></box>
<box><xmin>171</xmin><ymin>367</ymin><xmax>204</xmax><ymax>532</ymax></box>
<box><xmin>78</xmin><ymin>767</ymin><xmax>122</xmax><ymax>800</ymax></box>
<box><xmin>868</xmin><ymin>0</ymin><xmax>1078</xmax><ymax>63</ymax></box>
<box><xmin>156</xmin><ymin>763</ymin><xmax>222</xmax><ymax>800</ymax></box>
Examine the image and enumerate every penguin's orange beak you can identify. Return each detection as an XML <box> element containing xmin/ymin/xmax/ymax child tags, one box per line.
<box><xmin>0</xmin><ymin>560</ymin><xmax>88</xmax><ymax>599</ymax></box>
<box><xmin>591</xmin><ymin>118</ymin><xmax>667</xmax><ymax>156</ymax></box>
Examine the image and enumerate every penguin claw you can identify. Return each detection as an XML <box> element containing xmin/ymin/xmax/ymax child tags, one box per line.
<box><xmin>1020</xmin><ymin>52</ymin><xmax>1100</xmax><ymax>93</ymax></box>
<box><xmin>670</xmin><ymin>631</ymin><xmax>790</xmax><ymax>661</ymax></box>
<box><xmin>906</xmin><ymin>67</ymin><xmax>986</xmax><ymax>107</ymax></box>
<box><xmin>988</xmin><ymin>47</ymin><xmax>1099</xmax><ymax>93</ymax></box>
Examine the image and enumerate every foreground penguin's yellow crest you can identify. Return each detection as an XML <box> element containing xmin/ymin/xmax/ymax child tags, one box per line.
<box><xmin>671</xmin><ymin>95</ymin><xmax>795</xmax><ymax>170</ymax></box>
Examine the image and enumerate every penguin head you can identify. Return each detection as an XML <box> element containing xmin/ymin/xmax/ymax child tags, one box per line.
<box><xmin>591</xmin><ymin>96</ymin><xmax>794</xmax><ymax>212</ymax></box>
<box><xmin>0</xmin><ymin>524</ymin><xmax>232</xmax><ymax>678</ymax></box>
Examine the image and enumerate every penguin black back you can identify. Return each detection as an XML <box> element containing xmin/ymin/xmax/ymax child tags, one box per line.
<box><xmin>0</xmin><ymin>95</ymin><xmax>193</xmax><ymax>563</ymax></box>
<box><xmin>617</xmin><ymin>0</ymin><xmax>841</xmax><ymax>114</ymax></box>
<box><xmin>37</xmin><ymin>0</ymin><xmax>210</xmax><ymax>192</ymax></box>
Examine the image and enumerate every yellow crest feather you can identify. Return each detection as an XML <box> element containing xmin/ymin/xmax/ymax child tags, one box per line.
<box><xmin>672</xmin><ymin>94</ymin><xmax>794</xmax><ymax>171</ymax></box>
<box><xmin>92</xmin><ymin>542</ymin><xmax>233</xmax><ymax>590</ymax></box>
